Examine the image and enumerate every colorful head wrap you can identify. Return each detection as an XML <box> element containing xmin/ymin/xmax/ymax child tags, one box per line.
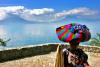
<box><xmin>56</xmin><ymin>23</ymin><xmax>91</xmax><ymax>43</ymax></box>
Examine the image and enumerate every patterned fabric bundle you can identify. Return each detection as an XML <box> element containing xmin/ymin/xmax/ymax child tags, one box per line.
<box><xmin>56</xmin><ymin>23</ymin><xmax>91</xmax><ymax>43</ymax></box>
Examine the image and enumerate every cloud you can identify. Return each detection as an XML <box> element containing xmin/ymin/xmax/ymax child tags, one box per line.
<box><xmin>0</xmin><ymin>6</ymin><xmax>55</xmax><ymax>22</ymax></box>
<box><xmin>0</xmin><ymin>6</ymin><xmax>99</xmax><ymax>22</ymax></box>
<box><xmin>0</xmin><ymin>6</ymin><xmax>24</xmax><ymax>14</ymax></box>
<box><xmin>20</xmin><ymin>8</ymin><xmax>55</xmax><ymax>22</ymax></box>
<box><xmin>55</xmin><ymin>7</ymin><xmax>100</xmax><ymax>20</ymax></box>
<box><xmin>56</xmin><ymin>8</ymin><xmax>96</xmax><ymax>16</ymax></box>
<box><xmin>0</xmin><ymin>10</ymin><xmax>7</xmax><ymax>20</ymax></box>
<box><xmin>0</xmin><ymin>6</ymin><xmax>54</xmax><ymax>15</ymax></box>
<box><xmin>0</xmin><ymin>6</ymin><xmax>24</xmax><ymax>20</ymax></box>
<box><xmin>29</xmin><ymin>8</ymin><xmax>54</xmax><ymax>15</ymax></box>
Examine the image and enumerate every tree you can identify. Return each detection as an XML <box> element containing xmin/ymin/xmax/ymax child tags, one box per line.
<box><xmin>0</xmin><ymin>38</ymin><xmax>11</xmax><ymax>47</ymax></box>
<box><xmin>89</xmin><ymin>33</ymin><xmax>100</xmax><ymax>46</ymax></box>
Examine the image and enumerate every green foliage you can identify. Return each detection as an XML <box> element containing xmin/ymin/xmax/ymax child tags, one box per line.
<box><xmin>0</xmin><ymin>38</ymin><xmax>11</xmax><ymax>47</ymax></box>
<box><xmin>89</xmin><ymin>33</ymin><xmax>100</xmax><ymax>46</ymax></box>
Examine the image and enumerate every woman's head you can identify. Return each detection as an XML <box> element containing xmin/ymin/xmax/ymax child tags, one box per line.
<box><xmin>69</xmin><ymin>39</ymin><xmax>80</xmax><ymax>45</ymax></box>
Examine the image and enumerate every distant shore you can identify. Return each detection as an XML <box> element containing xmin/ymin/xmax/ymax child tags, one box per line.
<box><xmin>0</xmin><ymin>43</ymin><xmax>100</xmax><ymax>51</ymax></box>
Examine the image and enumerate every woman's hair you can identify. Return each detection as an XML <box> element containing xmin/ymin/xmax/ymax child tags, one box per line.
<box><xmin>69</xmin><ymin>39</ymin><xmax>80</xmax><ymax>46</ymax></box>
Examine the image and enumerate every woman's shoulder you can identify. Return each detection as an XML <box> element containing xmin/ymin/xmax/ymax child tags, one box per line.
<box><xmin>62</xmin><ymin>48</ymin><xmax>69</xmax><ymax>55</ymax></box>
<box><xmin>77</xmin><ymin>48</ymin><xmax>88</xmax><ymax>60</ymax></box>
<box><xmin>77</xmin><ymin>48</ymin><xmax>84</xmax><ymax>52</ymax></box>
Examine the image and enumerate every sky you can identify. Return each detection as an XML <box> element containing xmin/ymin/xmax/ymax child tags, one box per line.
<box><xmin>0</xmin><ymin>0</ymin><xmax>100</xmax><ymax>47</ymax></box>
<box><xmin>0</xmin><ymin>0</ymin><xmax>100</xmax><ymax>10</ymax></box>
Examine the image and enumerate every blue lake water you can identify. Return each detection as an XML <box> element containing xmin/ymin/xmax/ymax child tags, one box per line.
<box><xmin>0</xmin><ymin>21</ymin><xmax>99</xmax><ymax>48</ymax></box>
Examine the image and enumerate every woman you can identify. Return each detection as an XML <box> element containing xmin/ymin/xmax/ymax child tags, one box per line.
<box><xmin>55</xmin><ymin>23</ymin><xmax>91</xmax><ymax>67</ymax></box>
<box><xmin>63</xmin><ymin>39</ymin><xmax>89</xmax><ymax>67</ymax></box>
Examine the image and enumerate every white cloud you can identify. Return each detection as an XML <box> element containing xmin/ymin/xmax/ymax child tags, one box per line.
<box><xmin>0</xmin><ymin>6</ymin><xmax>55</xmax><ymax>22</ymax></box>
<box><xmin>23</xmin><ymin>7</ymin><xmax>99</xmax><ymax>22</ymax></box>
<box><xmin>54</xmin><ymin>7</ymin><xmax>100</xmax><ymax>21</ymax></box>
<box><xmin>20</xmin><ymin>13</ymin><xmax>56</xmax><ymax>22</ymax></box>
<box><xmin>0</xmin><ymin>6</ymin><xmax>24</xmax><ymax>14</ymax></box>
<box><xmin>0</xmin><ymin>6</ymin><xmax>99</xmax><ymax>22</ymax></box>
<box><xmin>0</xmin><ymin>6</ymin><xmax>24</xmax><ymax>20</ymax></box>
<box><xmin>20</xmin><ymin>8</ymin><xmax>55</xmax><ymax>22</ymax></box>
<box><xmin>0</xmin><ymin>10</ymin><xmax>7</xmax><ymax>20</ymax></box>
<box><xmin>55</xmin><ymin>7</ymin><xmax>97</xmax><ymax>17</ymax></box>
<box><xmin>29</xmin><ymin>8</ymin><xmax>54</xmax><ymax>15</ymax></box>
<box><xmin>0</xmin><ymin>6</ymin><xmax>54</xmax><ymax>15</ymax></box>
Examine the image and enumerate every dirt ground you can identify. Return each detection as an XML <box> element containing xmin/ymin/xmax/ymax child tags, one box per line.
<box><xmin>0</xmin><ymin>52</ymin><xmax>100</xmax><ymax>67</ymax></box>
<box><xmin>86</xmin><ymin>52</ymin><xmax>100</xmax><ymax>67</ymax></box>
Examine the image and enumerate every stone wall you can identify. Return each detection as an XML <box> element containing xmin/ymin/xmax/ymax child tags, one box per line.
<box><xmin>0</xmin><ymin>44</ymin><xmax>100</xmax><ymax>62</ymax></box>
<box><xmin>0</xmin><ymin>44</ymin><xmax>58</xmax><ymax>62</ymax></box>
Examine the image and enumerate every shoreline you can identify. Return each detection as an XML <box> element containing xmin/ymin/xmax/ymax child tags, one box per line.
<box><xmin>0</xmin><ymin>43</ymin><xmax>100</xmax><ymax>51</ymax></box>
